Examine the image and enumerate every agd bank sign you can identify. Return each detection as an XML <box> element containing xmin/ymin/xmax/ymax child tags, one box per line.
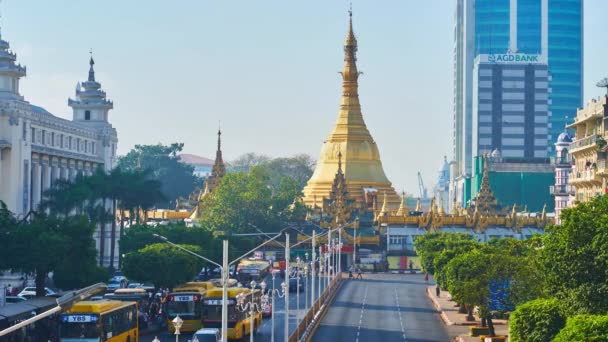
<box><xmin>482</xmin><ymin>53</ymin><xmax>545</xmax><ymax>64</ymax></box>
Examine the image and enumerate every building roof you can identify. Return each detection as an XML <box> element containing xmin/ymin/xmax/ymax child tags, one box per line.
<box><xmin>179</xmin><ymin>153</ymin><xmax>214</xmax><ymax>166</ymax></box>
<box><xmin>557</xmin><ymin>132</ymin><xmax>572</xmax><ymax>143</ymax></box>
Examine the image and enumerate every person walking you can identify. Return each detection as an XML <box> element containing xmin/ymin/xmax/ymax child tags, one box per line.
<box><xmin>356</xmin><ymin>267</ymin><xmax>363</xmax><ymax>279</ymax></box>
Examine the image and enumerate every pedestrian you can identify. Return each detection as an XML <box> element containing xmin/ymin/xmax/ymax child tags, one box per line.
<box><xmin>356</xmin><ymin>267</ymin><xmax>363</xmax><ymax>279</ymax></box>
<box><xmin>424</xmin><ymin>272</ymin><xmax>429</xmax><ymax>282</ymax></box>
<box><xmin>6</xmin><ymin>284</ymin><xmax>12</xmax><ymax>296</ymax></box>
<box><xmin>409</xmin><ymin>260</ymin><xmax>414</xmax><ymax>274</ymax></box>
<box><xmin>436</xmin><ymin>284</ymin><xmax>440</xmax><ymax>297</ymax></box>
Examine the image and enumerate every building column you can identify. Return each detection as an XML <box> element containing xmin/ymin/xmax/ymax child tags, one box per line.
<box><xmin>31</xmin><ymin>162</ymin><xmax>41</xmax><ymax>210</ymax></box>
<box><xmin>42</xmin><ymin>162</ymin><xmax>52</xmax><ymax>194</ymax></box>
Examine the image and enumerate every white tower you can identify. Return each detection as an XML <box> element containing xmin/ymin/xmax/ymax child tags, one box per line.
<box><xmin>0</xmin><ymin>30</ymin><xmax>26</xmax><ymax>99</ymax></box>
<box><xmin>68</xmin><ymin>56</ymin><xmax>117</xmax><ymax>171</ymax></box>
<box><xmin>551</xmin><ymin>132</ymin><xmax>574</xmax><ymax>224</ymax></box>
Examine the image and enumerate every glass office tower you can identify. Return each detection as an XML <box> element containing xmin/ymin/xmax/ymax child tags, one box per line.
<box><xmin>451</xmin><ymin>0</ymin><xmax>582</xmax><ymax>207</ymax></box>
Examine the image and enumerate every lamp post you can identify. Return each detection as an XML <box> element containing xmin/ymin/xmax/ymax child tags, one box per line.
<box><xmin>267</xmin><ymin>270</ymin><xmax>287</xmax><ymax>342</ymax></box>
<box><xmin>249</xmin><ymin>281</ymin><xmax>256</xmax><ymax>342</ymax></box>
<box><xmin>152</xmin><ymin>337</ymin><xmax>160</xmax><ymax>342</ymax></box>
<box><xmin>304</xmin><ymin>252</ymin><xmax>309</xmax><ymax>315</ymax></box>
<box><xmin>296</xmin><ymin>256</ymin><xmax>302</xmax><ymax>325</ymax></box>
<box><xmin>172</xmin><ymin>315</ymin><xmax>183</xmax><ymax>342</ymax></box>
<box><xmin>338</xmin><ymin>228</ymin><xmax>342</xmax><ymax>275</ymax></box>
<box><xmin>235</xmin><ymin>280</ymin><xmax>269</xmax><ymax>342</ymax></box>
<box><xmin>311</xmin><ymin>231</ymin><xmax>316</xmax><ymax>310</ymax></box>
<box><xmin>318</xmin><ymin>249</ymin><xmax>323</xmax><ymax>303</ymax></box>
<box><xmin>284</xmin><ymin>233</ymin><xmax>290</xmax><ymax>342</ymax></box>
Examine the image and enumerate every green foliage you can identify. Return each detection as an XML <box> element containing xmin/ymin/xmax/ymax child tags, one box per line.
<box><xmin>413</xmin><ymin>233</ymin><xmax>476</xmax><ymax>274</ymax></box>
<box><xmin>8</xmin><ymin>215</ymin><xmax>99</xmax><ymax>295</ymax></box>
<box><xmin>445</xmin><ymin>249</ymin><xmax>497</xmax><ymax>309</ymax></box>
<box><xmin>122</xmin><ymin>243</ymin><xmax>203</xmax><ymax>289</ymax></box>
<box><xmin>120</xmin><ymin>223</ymin><xmax>220</xmax><ymax>261</ymax></box>
<box><xmin>0</xmin><ymin>201</ymin><xmax>17</xmax><ymax>271</ymax></box>
<box><xmin>552</xmin><ymin>315</ymin><xmax>608</xmax><ymax>342</ymax></box>
<box><xmin>197</xmin><ymin>166</ymin><xmax>303</xmax><ymax>236</ymax></box>
<box><xmin>432</xmin><ymin>239</ymin><xmax>479</xmax><ymax>289</ymax></box>
<box><xmin>509</xmin><ymin>298</ymin><xmax>565</xmax><ymax>342</ymax></box>
<box><xmin>118</xmin><ymin>143</ymin><xmax>200</xmax><ymax>208</ymax></box>
<box><xmin>231</xmin><ymin>153</ymin><xmax>315</xmax><ymax>190</ymax></box>
<box><xmin>540</xmin><ymin>195</ymin><xmax>608</xmax><ymax>316</ymax></box>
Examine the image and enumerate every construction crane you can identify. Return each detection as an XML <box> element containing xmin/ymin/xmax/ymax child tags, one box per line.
<box><xmin>417</xmin><ymin>171</ymin><xmax>428</xmax><ymax>199</ymax></box>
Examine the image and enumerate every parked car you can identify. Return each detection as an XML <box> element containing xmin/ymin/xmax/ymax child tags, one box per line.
<box><xmin>193</xmin><ymin>328</ymin><xmax>221</xmax><ymax>342</ymax></box>
<box><xmin>18</xmin><ymin>287</ymin><xmax>55</xmax><ymax>297</ymax></box>
<box><xmin>5</xmin><ymin>295</ymin><xmax>27</xmax><ymax>304</ymax></box>
<box><xmin>106</xmin><ymin>280</ymin><xmax>123</xmax><ymax>292</ymax></box>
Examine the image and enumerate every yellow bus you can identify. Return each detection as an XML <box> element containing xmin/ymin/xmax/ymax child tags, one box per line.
<box><xmin>202</xmin><ymin>287</ymin><xmax>263</xmax><ymax>340</ymax></box>
<box><xmin>166</xmin><ymin>281</ymin><xmax>215</xmax><ymax>333</ymax></box>
<box><xmin>59</xmin><ymin>300</ymin><xmax>138</xmax><ymax>342</ymax></box>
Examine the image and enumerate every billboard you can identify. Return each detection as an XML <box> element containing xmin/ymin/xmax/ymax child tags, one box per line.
<box><xmin>478</xmin><ymin>53</ymin><xmax>546</xmax><ymax>65</ymax></box>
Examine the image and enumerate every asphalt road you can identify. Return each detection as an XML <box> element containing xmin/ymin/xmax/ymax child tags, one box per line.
<box><xmin>141</xmin><ymin>274</ymin><xmax>329</xmax><ymax>342</ymax></box>
<box><xmin>310</xmin><ymin>273</ymin><xmax>450</xmax><ymax>342</ymax></box>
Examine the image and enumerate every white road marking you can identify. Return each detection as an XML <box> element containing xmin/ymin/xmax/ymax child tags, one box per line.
<box><xmin>355</xmin><ymin>286</ymin><xmax>369</xmax><ymax>342</ymax></box>
<box><xmin>394</xmin><ymin>287</ymin><xmax>408</xmax><ymax>341</ymax></box>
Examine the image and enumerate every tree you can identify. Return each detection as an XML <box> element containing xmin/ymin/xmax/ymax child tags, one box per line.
<box><xmin>10</xmin><ymin>214</ymin><xmax>99</xmax><ymax>296</ymax></box>
<box><xmin>552</xmin><ymin>315</ymin><xmax>608</xmax><ymax>342</ymax></box>
<box><xmin>0</xmin><ymin>201</ymin><xmax>17</xmax><ymax>271</ymax></box>
<box><xmin>230</xmin><ymin>153</ymin><xmax>271</xmax><ymax>173</ymax></box>
<box><xmin>432</xmin><ymin>239</ymin><xmax>480</xmax><ymax>290</ymax></box>
<box><xmin>119</xmin><ymin>223</ymin><xmax>220</xmax><ymax>262</ymax></box>
<box><xmin>445</xmin><ymin>248</ymin><xmax>521</xmax><ymax>336</ymax></box>
<box><xmin>414</xmin><ymin>232</ymin><xmax>476</xmax><ymax>275</ymax></box>
<box><xmin>122</xmin><ymin>243</ymin><xmax>203</xmax><ymax>290</ymax></box>
<box><xmin>539</xmin><ymin>195</ymin><xmax>608</xmax><ymax>316</ymax></box>
<box><xmin>118</xmin><ymin>143</ymin><xmax>201</xmax><ymax>208</ymax></box>
<box><xmin>509</xmin><ymin>298</ymin><xmax>565</xmax><ymax>342</ymax></box>
<box><xmin>262</xmin><ymin>154</ymin><xmax>315</xmax><ymax>190</ymax></box>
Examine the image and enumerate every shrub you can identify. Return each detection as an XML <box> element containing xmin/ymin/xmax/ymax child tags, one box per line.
<box><xmin>509</xmin><ymin>298</ymin><xmax>565</xmax><ymax>342</ymax></box>
<box><xmin>552</xmin><ymin>315</ymin><xmax>608</xmax><ymax>342</ymax></box>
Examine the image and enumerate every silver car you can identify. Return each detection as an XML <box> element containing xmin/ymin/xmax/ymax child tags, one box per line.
<box><xmin>193</xmin><ymin>328</ymin><xmax>221</xmax><ymax>342</ymax></box>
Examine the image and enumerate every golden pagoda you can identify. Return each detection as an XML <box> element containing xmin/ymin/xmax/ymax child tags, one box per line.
<box><xmin>302</xmin><ymin>11</ymin><xmax>400</xmax><ymax>209</ymax></box>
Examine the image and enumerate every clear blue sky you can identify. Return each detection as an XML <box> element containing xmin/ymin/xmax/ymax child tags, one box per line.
<box><xmin>4</xmin><ymin>1</ymin><xmax>607</xmax><ymax>194</ymax></box>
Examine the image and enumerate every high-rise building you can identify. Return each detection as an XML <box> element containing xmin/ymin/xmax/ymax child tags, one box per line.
<box><xmin>451</xmin><ymin>0</ymin><xmax>582</xmax><ymax>208</ymax></box>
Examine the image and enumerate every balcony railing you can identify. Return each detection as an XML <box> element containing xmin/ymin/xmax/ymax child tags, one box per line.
<box><xmin>550</xmin><ymin>185</ymin><xmax>575</xmax><ymax>195</ymax></box>
<box><xmin>570</xmin><ymin>134</ymin><xmax>600</xmax><ymax>151</ymax></box>
<box><xmin>569</xmin><ymin>169</ymin><xmax>600</xmax><ymax>183</ymax></box>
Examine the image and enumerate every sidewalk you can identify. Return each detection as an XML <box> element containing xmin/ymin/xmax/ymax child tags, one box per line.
<box><xmin>426</xmin><ymin>286</ymin><xmax>509</xmax><ymax>342</ymax></box>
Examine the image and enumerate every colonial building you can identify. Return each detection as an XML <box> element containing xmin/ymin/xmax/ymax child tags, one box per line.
<box><xmin>567</xmin><ymin>92</ymin><xmax>608</xmax><ymax>203</ymax></box>
<box><xmin>302</xmin><ymin>11</ymin><xmax>400</xmax><ymax>210</ymax></box>
<box><xmin>0</xmin><ymin>29</ymin><xmax>118</xmax><ymax>266</ymax></box>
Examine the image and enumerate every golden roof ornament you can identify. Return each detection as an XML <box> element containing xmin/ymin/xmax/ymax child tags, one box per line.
<box><xmin>380</xmin><ymin>191</ymin><xmax>388</xmax><ymax>215</ymax></box>
<box><xmin>396</xmin><ymin>191</ymin><xmax>408</xmax><ymax>216</ymax></box>
<box><xmin>451</xmin><ymin>199</ymin><xmax>459</xmax><ymax>216</ymax></box>
<box><xmin>207</xmin><ymin>128</ymin><xmax>226</xmax><ymax>192</ymax></box>
<box><xmin>438</xmin><ymin>197</ymin><xmax>446</xmax><ymax>216</ymax></box>
<box><xmin>415</xmin><ymin>198</ymin><xmax>422</xmax><ymax>212</ymax></box>
<box><xmin>472</xmin><ymin>154</ymin><xmax>500</xmax><ymax>215</ymax></box>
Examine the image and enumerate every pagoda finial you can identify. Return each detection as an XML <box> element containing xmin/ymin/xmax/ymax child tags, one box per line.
<box><xmin>396</xmin><ymin>191</ymin><xmax>408</xmax><ymax>216</ymax></box>
<box><xmin>438</xmin><ymin>197</ymin><xmax>446</xmax><ymax>216</ymax></box>
<box><xmin>217</xmin><ymin>126</ymin><xmax>222</xmax><ymax>152</ymax></box>
<box><xmin>415</xmin><ymin>198</ymin><xmax>421</xmax><ymax>212</ymax></box>
<box><xmin>451</xmin><ymin>199</ymin><xmax>459</xmax><ymax>216</ymax></box>
<box><xmin>88</xmin><ymin>49</ymin><xmax>95</xmax><ymax>82</ymax></box>
<box><xmin>380</xmin><ymin>191</ymin><xmax>388</xmax><ymax>215</ymax></box>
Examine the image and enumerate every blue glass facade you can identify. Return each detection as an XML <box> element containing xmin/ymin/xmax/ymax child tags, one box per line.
<box><xmin>548</xmin><ymin>0</ymin><xmax>582</xmax><ymax>146</ymax></box>
<box><xmin>475</xmin><ymin>0</ymin><xmax>510</xmax><ymax>54</ymax></box>
<box><xmin>517</xmin><ymin>0</ymin><xmax>542</xmax><ymax>53</ymax></box>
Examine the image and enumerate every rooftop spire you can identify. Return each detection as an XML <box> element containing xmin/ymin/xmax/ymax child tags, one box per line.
<box><xmin>88</xmin><ymin>49</ymin><xmax>95</xmax><ymax>82</ymax></box>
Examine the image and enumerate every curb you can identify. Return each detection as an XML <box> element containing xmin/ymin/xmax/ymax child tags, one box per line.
<box><xmin>426</xmin><ymin>287</ymin><xmax>455</xmax><ymax>326</ymax></box>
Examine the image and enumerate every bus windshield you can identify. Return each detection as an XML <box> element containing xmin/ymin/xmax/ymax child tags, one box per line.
<box><xmin>59</xmin><ymin>321</ymin><xmax>99</xmax><ymax>339</ymax></box>
<box><xmin>167</xmin><ymin>300</ymin><xmax>200</xmax><ymax>319</ymax></box>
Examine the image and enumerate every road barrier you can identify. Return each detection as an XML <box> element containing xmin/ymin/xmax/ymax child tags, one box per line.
<box><xmin>288</xmin><ymin>273</ymin><xmax>344</xmax><ymax>342</ymax></box>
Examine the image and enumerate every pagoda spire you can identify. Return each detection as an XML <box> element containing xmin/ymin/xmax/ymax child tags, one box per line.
<box><xmin>88</xmin><ymin>50</ymin><xmax>95</xmax><ymax>82</ymax></box>
<box><xmin>473</xmin><ymin>154</ymin><xmax>500</xmax><ymax>215</ymax></box>
<box><xmin>206</xmin><ymin>128</ymin><xmax>226</xmax><ymax>192</ymax></box>
<box><xmin>301</xmin><ymin>9</ymin><xmax>400</xmax><ymax>209</ymax></box>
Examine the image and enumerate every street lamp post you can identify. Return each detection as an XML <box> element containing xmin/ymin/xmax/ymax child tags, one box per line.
<box><xmin>268</xmin><ymin>271</ymin><xmax>287</xmax><ymax>342</ymax></box>
<box><xmin>338</xmin><ymin>228</ymin><xmax>342</xmax><ymax>275</ymax></box>
<box><xmin>311</xmin><ymin>231</ymin><xmax>316</xmax><ymax>310</ymax></box>
<box><xmin>304</xmin><ymin>252</ymin><xmax>309</xmax><ymax>316</ymax></box>
<box><xmin>296</xmin><ymin>256</ymin><xmax>301</xmax><ymax>325</ymax></box>
<box><xmin>318</xmin><ymin>248</ymin><xmax>323</xmax><ymax>304</ymax></box>
<box><xmin>284</xmin><ymin>233</ymin><xmax>290</xmax><ymax>342</ymax></box>
<box><xmin>172</xmin><ymin>315</ymin><xmax>183</xmax><ymax>342</ymax></box>
<box><xmin>249</xmin><ymin>281</ymin><xmax>256</xmax><ymax>342</ymax></box>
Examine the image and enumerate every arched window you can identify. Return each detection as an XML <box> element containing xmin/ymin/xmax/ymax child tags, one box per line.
<box><xmin>85</xmin><ymin>110</ymin><xmax>91</xmax><ymax>120</ymax></box>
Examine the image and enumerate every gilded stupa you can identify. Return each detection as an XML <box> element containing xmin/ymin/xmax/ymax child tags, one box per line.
<box><xmin>302</xmin><ymin>11</ymin><xmax>400</xmax><ymax>209</ymax></box>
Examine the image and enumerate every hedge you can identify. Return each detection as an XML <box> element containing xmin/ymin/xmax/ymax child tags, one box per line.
<box><xmin>509</xmin><ymin>298</ymin><xmax>565</xmax><ymax>342</ymax></box>
<box><xmin>552</xmin><ymin>315</ymin><xmax>608</xmax><ymax>342</ymax></box>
